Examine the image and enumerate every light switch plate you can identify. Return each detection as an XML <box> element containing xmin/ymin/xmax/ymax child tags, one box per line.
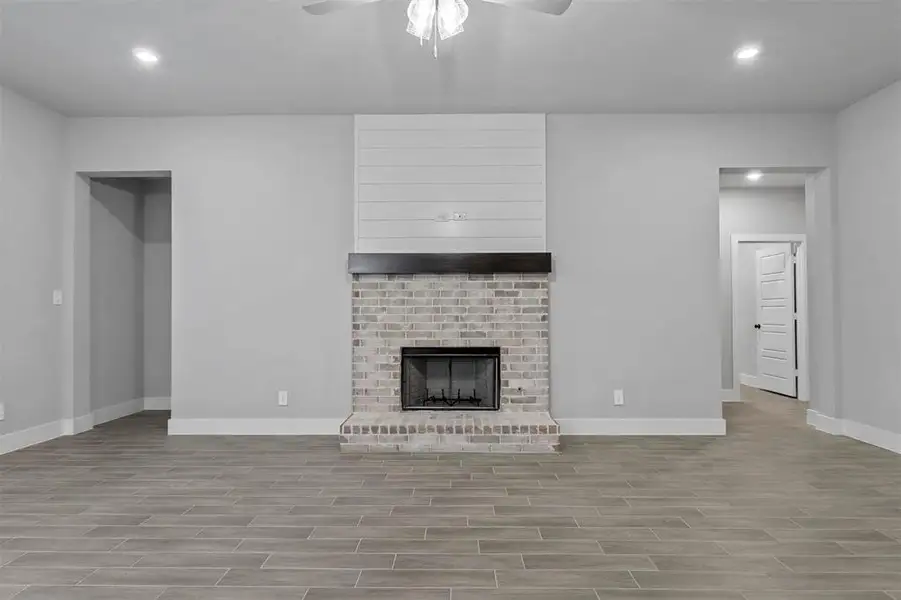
<box><xmin>0</xmin><ymin>402</ymin><xmax>5</xmax><ymax>421</ymax></box>
<box><xmin>278</xmin><ymin>391</ymin><xmax>288</xmax><ymax>407</ymax></box>
<box><xmin>52</xmin><ymin>290</ymin><xmax>64</xmax><ymax>305</ymax></box>
<box><xmin>614</xmin><ymin>389</ymin><xmax>625</xmax><ymax>406</ymax></box>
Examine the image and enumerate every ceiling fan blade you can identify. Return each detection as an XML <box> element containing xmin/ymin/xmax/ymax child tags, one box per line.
<box><xmin>481</xmin><ymin>0</ymin><xmax>572</xmax><ymax>15</ymax></box>
<box><xmin>302</xmin><ymin>0</ymin><xmax>384</xmax><ymax>15</ymax></box>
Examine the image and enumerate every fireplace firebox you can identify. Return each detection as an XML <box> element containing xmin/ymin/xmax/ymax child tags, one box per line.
<box><xmin>401</xmin><ymin>347</ymin><xmax>501</xmax><ymax>411</ymax></box>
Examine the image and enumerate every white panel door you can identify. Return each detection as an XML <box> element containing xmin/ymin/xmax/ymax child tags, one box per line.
<box><xmin>755</xmin><ymin>244</ymin><xmax>797</xmax><ymax>397</ymax></box>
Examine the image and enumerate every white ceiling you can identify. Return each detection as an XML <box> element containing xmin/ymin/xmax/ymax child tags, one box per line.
<box><xmin>0</xmin><ymin>0</ymin><xmax>898</xmax><ymax>116</ymax></box>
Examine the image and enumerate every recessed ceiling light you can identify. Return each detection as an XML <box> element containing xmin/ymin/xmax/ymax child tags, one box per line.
<box><xmin>746</xmin><ymin>170</ymin><xmax>764</xmax><ymax>182</ymax></box>
<box><xmin>734</xmin><ymin>44</ymin><xmax>761</xmax><ymax>64</ymax></box>
<box><xmin>132</xmin><ymin>47</ymin><xmax>160</xmax><ymax>66</ymax></box>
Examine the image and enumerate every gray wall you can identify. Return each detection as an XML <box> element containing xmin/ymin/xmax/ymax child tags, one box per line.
<box><xmin>61</xmin><ymin>114</ymin><xmax>832</xmax><ymax>427</ymax></box>
<box><xmin>545</xmin><ymin>115</ymin><xmax>830</xmax><ymax>421</ymax></box>
<box><xmin>67</xmin><ymin>117</ymin><xmax>355</xmax><ymax>421</ymax></box>
<box><xmin>719</xmin><ymin>188</ymin><xmax>806</xmax><ymax>389</ymax></box>
<box><xmin>0</xmin><ymin>86</ymin><xmax>65</xmax><ymax>437</ymax></box>
<box><xmin>143</xmin><ymin>179</ymin><xmax>172</xmax><ymax>400</ymax></box>
<box><xmin>89</xmin><ymin>178</ymin><xmax>144</xmax><ymax>414</ymax></box>
<box><xmin>835</xmin><ymin>81</ymin><xmax>901</xmax><ymax>434</ymax></box>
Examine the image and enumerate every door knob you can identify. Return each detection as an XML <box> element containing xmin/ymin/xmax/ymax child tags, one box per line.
<box><xmin>754</xmin><ymin>324</ymin><xmax>761</xmax><ymax>329</ymax></box>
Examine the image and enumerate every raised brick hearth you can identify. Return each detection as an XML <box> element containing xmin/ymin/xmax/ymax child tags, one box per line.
<box><xmin>341</xmin><ymin>411</ymin><xmax>559</xmax><ymax>453</ymax></box>
<box><xmin>342</xmin><ymin>273</ymin><xmax>559</xmax><ymax>453</ymax></box>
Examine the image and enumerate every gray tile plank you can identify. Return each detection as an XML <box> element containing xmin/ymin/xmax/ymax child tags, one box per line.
<box><xmin>426</xmin><ymin>527</ymin><xmax>540</xmax><ymax>540</ymax></box>
<box><xmin>197</xmin><ymin>526</ymin><xmax>314</xmax><ymax>539</ymax></box>
<box><xmin>134</xmin><ymin>552</ymin><xmax>269</xmax><ymax>568</ymax></box>
<box><xmin>304</xmin><ymin>590</ymin><xmax>449</xmax><ymax>600</ymax></box>
<box><xmin>539</xmin><ymin>528</ymin><xmax>658</xmax><ymax>541</ymax></box>
<box><xmin>114</xmin><ymin>538</ymin><xmax>243</xmax><ymax>553</ymax></box>
<box><xmin>13</xmin><ymin>587</ymin><xmax>166</xmax><ymax>599</ymax></box>
<box><xmin>453</xmin><ymin>591</ymin><xmax>598</xmax><ymax>600</ymax></box>
<box><xmin>649</xmin><ymin>555</ymin><xmax>789</xmax><ymax>573</ymax></box>
<box><xmin>630</xmin><ymin>571</ymin><xmax>777</xmax><ymax>590</ymax></box>
<box><xmin>158</xmin><ymin>588</ymin><xmax>311</xmax><ymax>599</ymax></box>
<box><xmin>767</xmin><ymin>529</ymin><xmax>897</xmax><ymax>542</ymax></box>
<box><xmin>839</xmin><ymin>542</ymin><xmax>901</xmax><ymax>555</ymax></box>
<box><xmin>8</xmin><ymin>552</ymin><xmax>142</xmax><ymax>568</ymax></box>
<box><xmin>718</xmin><ymin>541</ymin><xmax>852</xmax><ymax>556</ymax></box>
<box><xmin>264</xmin><ymin>552</ymin><xmax>395</xmax><ymax>569</ymax></box>
<box><xmin>481</xmin><ymin>540</ymin><xmax>604</xmax><ymax>554</ymax></box>
<box><xmin>0</xmin><ymin>538</ymin><xmax>125</xmax><ymax>552</ymax></box>
<box><xmin>522</xmin><ymin>554</ymin><xmax>655</xmax><ymax>570</ymax></box>
<box><xmin>394</xmin><ymin>553</ymin><xmax>524</xmax><ymax>570</ymax></box>
<box><xmin>777</xmin><ymin>555</ymin><xmax>901</xmax><ymax>572</ymax></box>
<box><xmin>0</xmin><ymin>567</ymin><xmax>94</xmax><ymax>585</ymax></box>
<box><xmin>742</xmin><ymin>594</ymin><xmax>893</xmax><ymax>600</ymax></box>
<box><xmin>218</xmin><ymin>568</ymin><xmax>361</xmax><ymax>587</ymax></box>
<box><xmin>236</xmin><ymin>538</ymin><xmax>361</xmax><ymax>553</ymax></box>
<box><xmin>496</xmin><ymin>570</ymin><xmax>637</xmax><ymax>589</ymax></box>
<box><xmin>312</xmin><ymin>526</ymin><xmax>423</xmax><ymax>539</ymax></box>
<box><xmin>358</xmin><ymin>539</ymin><xmax>477</xmax><ymax>553</ymax></box>
<box><xmin>357</xmin><ymin>569</ymin><xmax>497</xmax><ymax>588</ymax></box>
<box><xmin>0</xmin><ymin>587</ymin><xmax>25</xmax><ymax>600</ymax></box>
<box><xmin>592</xmin><ymin>592</ymin><xmax>744</xmax><ymax>599</ymax></box>
<box><xmin>79</xmin><ymin>567</ymin><xmax>227</xmax><ymax>586</ymax></box>
<box><xmin>601</xmin><ymin>541</ymin><xmax>727</xmax><ymax>555</ymax></box>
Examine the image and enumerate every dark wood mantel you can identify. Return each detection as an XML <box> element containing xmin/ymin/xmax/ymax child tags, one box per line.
<box><xmin>347</xmin><ymin>253</ymin><xmax>552</xmax><ymax>275</ymax></box>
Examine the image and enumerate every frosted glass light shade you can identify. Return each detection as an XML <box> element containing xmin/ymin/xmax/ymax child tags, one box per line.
<box><xmin>407</xmin><ymin>0</ymin><xmax>468</xmax><ymax>42</ymax></box>
<box><xmin>407</xmin><ymin>0</ymin><xmax>436</xmax><ymax>40</ymax></box>
<box><xmin>437</xmin><ymin>0</ymin><xmax>468</xmax><ymax>39</ymax></box>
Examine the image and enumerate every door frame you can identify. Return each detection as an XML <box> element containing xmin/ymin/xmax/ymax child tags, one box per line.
<box><xmin>729</xmin><ymin>233</ymin><xmax>809</xmax><ymax>402</ymax></box>
<box><xmin>63</xmin><ymin>170</ymin><xmax>173</xmax><ymax>435</ymax></box>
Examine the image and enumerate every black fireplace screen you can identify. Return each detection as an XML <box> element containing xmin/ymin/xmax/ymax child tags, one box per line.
<box><xmin>401</xmin><ymin>347</ymin><xmax>500</xmax><ymax>411</ymax></box>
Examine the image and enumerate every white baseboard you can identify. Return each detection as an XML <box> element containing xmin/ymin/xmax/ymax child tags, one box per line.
<box><xmin>808</xmin><ymin>409</ymin><xmax>901</xmax><ymax>455</ymax></box>
<box><xmin>806</xmin><ymin>409</ymin><xmax>842</xmax><ymax>434</ymax></box>
<box><xmin>739</xmin><ymin>374</ymin><xmax>762</xmax><ymax>389</ymax></box>
<box><xmin>143</xmin><ymin>397</ymin><xmax>171</xmax><ymax>410</ymax></box>
<box><xmin>721</xmin><ymin>388</ymin><xmax>741</xmax><ymax>402</ymax></box>
<box><xmin>168</xmin><ymin>418</ymin><xmax>345</xmax><ymax>436</ymax></box>
<box><xmin>557</xmin><ymin>418</ymin><xmax>727</xmax><ymax>436</ymax></box>
<box><xmin>843</xmin><ymin>419</ymin><xmax>901</xmax><ymax>454</ymax></box>
<box><xmin>61</xmin><ymin>413</ymin><xmax>95</xmax><ymax>436</ymax></box>
<box><xmin>0</xmin><ymin>419</ymin><xmax>65</xmax><ymax>455</ymax></box>
<box><xmin>92</xmin><ymin>398</ymin><xmax>145</xmax><ymax>427</ymax></box>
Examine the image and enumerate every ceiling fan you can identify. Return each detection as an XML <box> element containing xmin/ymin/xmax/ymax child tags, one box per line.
<box><xmin>302</xmin><ymin>0</ymin><xmax>572</xmax><ymax>57</ymax></box>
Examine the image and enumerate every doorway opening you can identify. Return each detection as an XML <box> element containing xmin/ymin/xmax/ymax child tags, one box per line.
<box><xmin>719</xmin><ymin>169</ymin><xmax>809</xmax><ymax>403</ymax></box>
<box><xmin>86</xmin><ymin>174</ymin><xmax>172</xmax><ymax>426</ymax></box>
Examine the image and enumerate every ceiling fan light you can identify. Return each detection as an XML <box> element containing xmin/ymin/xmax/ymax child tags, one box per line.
<box><xmin>437</xmin><ymin>0</ymin><xmax>468</xmax><ymax>40</ymax></box>
<box><xmin>406</xmin><ymin>0</ymin><xmax>436</xmax><ymax>40</ymax></box>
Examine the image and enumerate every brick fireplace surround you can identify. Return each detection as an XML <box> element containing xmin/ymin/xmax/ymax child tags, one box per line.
<box><xmin>340</xmin><ymin>273</ymin><xmax>560</xmax><ymax>452</ymax></box>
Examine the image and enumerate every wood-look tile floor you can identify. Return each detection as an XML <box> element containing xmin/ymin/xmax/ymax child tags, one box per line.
<box><xmin>2</xmin><ymin>391</ymin><xmax>901</xmax><ymax>599</ymax></box>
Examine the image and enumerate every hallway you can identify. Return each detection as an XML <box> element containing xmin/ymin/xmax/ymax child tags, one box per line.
<box><xmin>1</xmin><ymin>398</ymin><xmax>901</xmax><ymax>599</ymax></box>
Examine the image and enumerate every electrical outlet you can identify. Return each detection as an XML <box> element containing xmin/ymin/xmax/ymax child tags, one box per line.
<box><xmin>614</xmin><ymin>389</ymin><xmax>625</xmax><ymax>406</ymax></box>
<box><xmin>278</xmin><ymin>391</ymin><xmax>288</xmax><ymax>407</ymax></box>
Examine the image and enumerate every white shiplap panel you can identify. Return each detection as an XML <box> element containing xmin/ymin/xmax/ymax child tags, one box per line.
<box><xmin>357</xmin><ymin>237</ymin><xmax>546</xmax><ymax>253</ymax></box>
<box><xmin>358</xmin><ymin>165</ymin><xmax>544</xmax><ymax>185</ymax></box>
<box><xmin>358</xmin><ymin>219</ymin><xmax>544</xmax><ymax>240</ymax></box>
<box><xmin>358</xmin><ymin>201</ymin><xmax>545</xmax><ymax>221</ymax></box>
<box><xmin>354</xmin><ymin>114</ymin><xmax>546</xmax><ymax>253</ymax></box>
<box><xmin>355</xmin><ymin>114</ymin><xmax>544</xmax><ymax>131</ymax></box>
<box><xmin>359</xmin><ymin>129</ymin><xmax>545</xmax><ymax>149</ymax></box>
<box><xmin>358</xmin><ymin>148</ymin><xmax>545</xmax><ymax>167</ymax></box>
<box><xmin>358</xmin><ymin>183</ymin><xmax>545</xmax><ymax>203</ymax></box>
